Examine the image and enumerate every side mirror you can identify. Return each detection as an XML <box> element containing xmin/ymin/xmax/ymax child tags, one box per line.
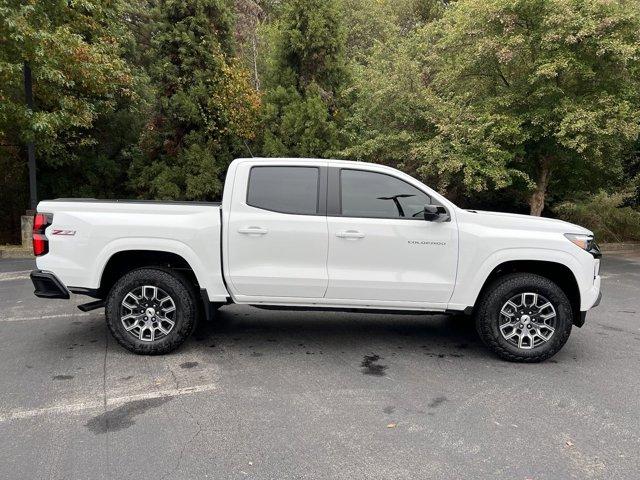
<box><xmin>423</xmin><ymin>204</ymin><xmax>449</xmax><ymax>222</ymax></box>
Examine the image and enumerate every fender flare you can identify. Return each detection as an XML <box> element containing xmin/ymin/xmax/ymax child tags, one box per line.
<box><xmin>452</xmin><ymin>247</ymin><xmax>585</xmax><ymax>309</ymax></box>
<box><xmin>92</xmin><ymin>238</ymin><xmax>209</xmax><ymax>293</ymax></box>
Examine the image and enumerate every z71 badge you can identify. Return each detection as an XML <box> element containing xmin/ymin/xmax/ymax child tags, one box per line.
<box><xmin>51</xmin><ymin>229</ymin><xmax>76</xmax><ymax>236</ymax></box>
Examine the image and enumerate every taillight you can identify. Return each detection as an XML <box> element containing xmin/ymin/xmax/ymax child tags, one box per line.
<box><xmin>33</xmin><ymin>213</ymin><xmax>53</xmax><ymax>256</ymax></box>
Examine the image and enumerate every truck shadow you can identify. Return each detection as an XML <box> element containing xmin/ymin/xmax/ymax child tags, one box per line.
<box><xmin>36</xmin><ymin>306</ymin><xmax>487</xmax><ymax>361</ymax></box>
<box><xmin>190</xmin><ymin>305</ymin><xmax>484</xmax><ymax>358</ymax></box>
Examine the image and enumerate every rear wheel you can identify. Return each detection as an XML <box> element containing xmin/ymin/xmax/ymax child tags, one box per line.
<box><xmin>475</xmin><ymin>273</ymin><xmax>573</xmax><ymax>362</ymax></box>
<box><xmin>105</xmin><ymin>268</ymin><xmax>198</xmax><ymax>355</ymax></box>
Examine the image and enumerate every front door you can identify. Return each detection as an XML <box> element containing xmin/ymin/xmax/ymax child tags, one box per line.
<box><xmin>325</xmin><ymin>167</ymin><xmax>458</xmax><ymax>305</ymax></box>
<box><xmin>226</xmin><ymin>163</ymin><xmax>329</xmax><ymax>298</ymax></box>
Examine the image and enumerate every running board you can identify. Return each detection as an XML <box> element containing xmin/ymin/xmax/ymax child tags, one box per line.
<box><xmin>77</xmin><ymin>300</ymin><xmax>105</xmax><ymax>312</ymax></box>
<box><xmin>251</xmin><ymin>304</ymin><xmax>444</xmax><ymax>316</ymax></box>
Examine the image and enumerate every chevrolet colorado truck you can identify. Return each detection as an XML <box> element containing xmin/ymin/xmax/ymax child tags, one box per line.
<box><xmin>30</xmin><ymin>158</ymin><xmax>602</xmax><ymax>362</ymax></box>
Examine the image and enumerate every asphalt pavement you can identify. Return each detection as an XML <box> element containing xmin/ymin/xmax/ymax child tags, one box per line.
<box><xmin>0</xmin><ymin>253</ymin><xmax>639</xmax><ymax>479</ymax></box>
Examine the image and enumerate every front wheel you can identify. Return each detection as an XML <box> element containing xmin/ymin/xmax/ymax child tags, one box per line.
<box><xmin>105</xmin><ymin>267</ymin><xmax>198</xmax><ymax>355</ymax></box>
<box><xmin>475</xmin><ymin>273</ymin><xmax>573</xmax><ymax>362</ymax></box>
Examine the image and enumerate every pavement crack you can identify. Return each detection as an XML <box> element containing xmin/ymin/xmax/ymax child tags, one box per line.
<box><xmin>169</xmin><ymin>368</ymin><xmax>179</xmax><ymax>390</ymax></box>
<box><xmin>160</xmin><ymin>409</ymin><xmax>202</xmax><ymax>480</ymax></box>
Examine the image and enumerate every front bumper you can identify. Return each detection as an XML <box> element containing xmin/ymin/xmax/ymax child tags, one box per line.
<box><xmin>576</xmin><ymin>291</ymin><xmax>602</xmax><ymax>327</ymax></box>
<box><xmin>592</xmin><ymin>290</ymin><xmax>602</xmax><ymax>308</ymax></box>
<box><xmin>575</xmin><ymin>273</ymin><xmax>602</xmax><ymax>328</ymax></box>
<box><xmin>581</xmin><ymin>274</ymin><xmax>601</xmax><ymax>311</ymax></box>
<box><xmin>30</xmin><ymin>270</ymin><xmax>70</xmax><ymax>299</ymax></box>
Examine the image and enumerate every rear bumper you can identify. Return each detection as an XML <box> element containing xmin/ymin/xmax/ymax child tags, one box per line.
<box><xmin>30</xmin><ymin>270</ymin><xmax>70</xmax><ymax>299</ymax></box>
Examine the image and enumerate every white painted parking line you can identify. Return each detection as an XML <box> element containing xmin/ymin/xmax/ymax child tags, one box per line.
<box><xmin>0</xmin><ymin>383</ymin><xmax>217</xmax><ymax>423</ymax></box>
<box><xmin>0</xmin><ymin>270</ymin><xmax>31</xmax><ymax>282</ymax></box>
<box><xmin>0</xmin><ymin>312</ymin><xmax>101</xmax><ymax>323</ymax></box>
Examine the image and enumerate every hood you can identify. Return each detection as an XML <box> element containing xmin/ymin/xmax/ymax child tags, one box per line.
<box><xmin>463</xmin><ymin>209</ymin><xmax>593</xmax><ymax>235</ymax></box>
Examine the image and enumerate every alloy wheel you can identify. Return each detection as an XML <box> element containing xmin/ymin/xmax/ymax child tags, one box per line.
<box><xmin>120</xmin><ymin>285</ymin><xmax>176</xmax><ymax>342</ymax></box>
<box><xmin>498</xmin><ymin>292</ymin><xmax>557</xmax><ymax>349</ymax></box>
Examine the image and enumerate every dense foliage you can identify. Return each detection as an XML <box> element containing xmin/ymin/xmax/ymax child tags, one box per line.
<box><xmin>555</xmin><ymin>191</ymin><xmax>640</xmax><ymax>242</ymax></box>
<box><xmin>0</xmin><ymin>0</ymin><xmax>135</xmax><ymax>154</ymax></box>
<box><xmin>1</xmin><ymin>0</ymin><xmax>640</xmax><ymax>242</ymax></box>
<box><xmin>258</xmin><ymin>0</ymin><xmax>347</xmax><ymax>158</ymax></box>
<box><xmin>343</xmin><ymin>0</ymin><xmax>640</xmax><ymax>215</ymax></box>
<box><xmin>420</xmin><ymin>0</ymin><xmax>640</xmax><ymax>215</ymax></box>
<box><xmin>129</xmin><ymin>0</ymin><xmax>260</xmax><ymax>200</ymax></box>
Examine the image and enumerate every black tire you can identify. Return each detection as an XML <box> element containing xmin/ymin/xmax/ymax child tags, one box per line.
<box><xmin>475</xmin><ymin>273</ymin><xmax>573</xmax><ymax>363</ymax></box>
<box><xmin>105</xmin><ymin>267</ymin><xmax>198</xmax><ymax>355</ymax></box>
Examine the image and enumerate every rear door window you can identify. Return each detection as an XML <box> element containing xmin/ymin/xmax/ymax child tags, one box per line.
<box><xmin>247</xmin><ymin>166</ymin><xmax>320</xmax><ymax>215</ymax></box>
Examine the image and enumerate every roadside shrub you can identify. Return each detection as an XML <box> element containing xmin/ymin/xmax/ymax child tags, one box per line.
<box><xmin>554</xmin><ymin>191</ymin><xmax>640</xmax><ymax>243</ymax></box>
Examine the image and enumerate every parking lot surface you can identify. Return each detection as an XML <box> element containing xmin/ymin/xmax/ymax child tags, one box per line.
<box><xmin>0</xmin><ymin>253</ymin><xmax>639</xmax><ymax>479</ymax></box>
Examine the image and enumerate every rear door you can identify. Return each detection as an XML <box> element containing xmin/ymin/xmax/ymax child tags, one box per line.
<box><xmin>226</xmin><ymin>161</ymin><xmax>329</xmax><ymax>298</ymax></box>
<box><xmin>325</xmin><ymin>166</ymin><xmax>458</xmax><ymax>305</ymax></box>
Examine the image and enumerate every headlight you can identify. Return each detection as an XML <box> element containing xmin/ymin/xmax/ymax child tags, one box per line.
<box><xmin>564</xmin><ymin>233</ymin><xmax>594</xmax><ymax>250</ymax></box>
<box><xmin>564</xmin><ymin>233</ymin><xmax>601</xmax><ymax>258</ymax></box>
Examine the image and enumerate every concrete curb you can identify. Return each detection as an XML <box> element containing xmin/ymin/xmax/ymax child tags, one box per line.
<box><xmin>0</xmin><ymin>248</ymin><xmax>34</xmax><ymax>259</ymax></box>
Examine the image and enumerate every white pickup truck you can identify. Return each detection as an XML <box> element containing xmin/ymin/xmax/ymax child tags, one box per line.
<box><xmin>30</xmin><ymin>157</ymin><xmax>601</xmax><ymax>361</ymax></box>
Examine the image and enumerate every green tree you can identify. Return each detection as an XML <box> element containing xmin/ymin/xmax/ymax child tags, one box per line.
<box><xmin>342</xmin><ymin>39</ymin><xmax>433</xmax><ymax>169</ymax></box>
<box><xmin>417</xmin><ymin>0</ymin><xmax>640</xmax><ymax>215</ymax></box>
<box><xmin>342</xmin><ymin>0</ymin><xmax>447</xmax><ymax>63</ymax></box>
<box><xmin>0</xmin><ymin>0</ymin><xmax>147</xmax><ymax>244</ymax></box>
<box><xmin>0</xmin><ymin>146</ymin><xmax>27</xmax><ymax>243</ymax></box>
<box><xmin>259</xmin><ymin>0</ymin><xmax>347</xmax><ymax>158</ymax></box>
<box><xmin>0</xmin><ymin>0</ymin><xmax>137</xmax><ymax>190</ymax></box>
<box><xmin>130</xmin><ymin>0</ymin><xmax>259</xmax><ymax>200</ymax></box>
<box><xmin>341</xmin><ymin>1</ymin><xmax>444</xmax><ymax>177</ymax></box>
<box><xmin>343</xmin><ymin>0</ymin><xmax>640</xmax><ymax>214</ymax></box>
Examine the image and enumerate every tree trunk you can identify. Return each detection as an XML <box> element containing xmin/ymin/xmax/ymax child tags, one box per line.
<box><xmin>251</xmin><ymin>32</ymin><xmax>260</xmax><ymax>91</ymax></box>
<box><xmin>529</xmin><ymin>156</ymin><xmax>551</xmax><ymax>216</ymax></box>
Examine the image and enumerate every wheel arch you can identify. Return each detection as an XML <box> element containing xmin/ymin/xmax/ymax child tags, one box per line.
<box><xmin>474</xmin><ymin>260</ymin><xmax>581</xmax><ymax>326</ymax></box>
<box><xmin>98</xmin><ymin>250</ymin><xmax>200</xmax><ymax>299</ymax></box>
<box><xmin>87</xmin><ymin>236</ymin><xmax>228</xmax><ymax>303</ymax></box>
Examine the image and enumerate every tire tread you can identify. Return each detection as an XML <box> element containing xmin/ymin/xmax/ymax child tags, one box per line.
<box><xmin>105</xmin><ymin>267</ymin><xmax>198</xmax><ymax>355</ymax></box>
<box><xmin>475</xmin><ymin>273</ymin><xmax>572</xmax><ymax>363</ymax></box>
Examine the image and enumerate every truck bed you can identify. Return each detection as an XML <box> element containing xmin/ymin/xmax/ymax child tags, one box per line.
<box><xmin>47</xmin><ymin>198</ymin><xmax>221</xmax><ymax>206</ymax></box>
<box><xmin>35</xmin><ymin>199</ymin><xmax>229</xmax><ymax>302</ymax></box>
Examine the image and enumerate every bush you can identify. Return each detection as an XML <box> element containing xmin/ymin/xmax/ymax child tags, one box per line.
<box><xmin>0</xmin><ymin>147</ymin><xmax>28</xmax><ymax>244</ymax></box>
<box><xmin>554</xmin><ymin>191</ymin><xmax>640</xmax><ymax>243</ymax></box>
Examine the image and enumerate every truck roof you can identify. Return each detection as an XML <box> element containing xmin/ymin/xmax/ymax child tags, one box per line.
<box><xmin>234</xmin><ymin>157</ymin><xmax>378</xmax><ymax>168</ymax></box>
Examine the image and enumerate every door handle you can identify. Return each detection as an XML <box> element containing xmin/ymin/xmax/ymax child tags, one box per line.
<box><xmin>238</xmin><ymin>226</ymin><xmax>268</xmax><ymax>235</ymax></box>
<box><xmin>336</xmin><ymin>230</ymin><xmax>365</xmax><ymax>239</ymax></box>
